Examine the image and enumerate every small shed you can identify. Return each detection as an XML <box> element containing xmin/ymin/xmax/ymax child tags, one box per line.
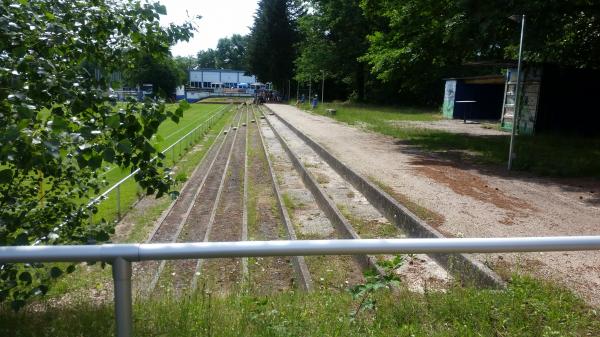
<box><xmin>501</xmin><ymin>64</ymin><xmax>600</xmax><ymax>135</ymax></box>
<box><xmin>442</xmin><ymin>75</ymin><xmax>505</xmax><ymax>120</ymax></box>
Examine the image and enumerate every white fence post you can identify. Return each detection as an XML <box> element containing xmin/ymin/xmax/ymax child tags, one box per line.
<box><xmin>116</xmin><ymin>184</ymin><xmax>121</xmax><ymax>220</ymax></box>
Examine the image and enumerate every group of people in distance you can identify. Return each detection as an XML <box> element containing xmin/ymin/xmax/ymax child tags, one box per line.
<box><xmin>254</xmin><ymin>89</ymin><xmax>282</xmax><ymax>104</ymax></box>
<box><xmin>296</xmin><ymin>94</ymin><xmax>319</xmax><ymax>109</ymax></box>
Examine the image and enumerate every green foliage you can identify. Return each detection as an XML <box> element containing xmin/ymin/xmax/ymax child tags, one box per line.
<box><xmin>197</xmin><ymin>48</ymin><xmax>218</xmax><ymax>68</ymax></box>
<box><xmin>247</xmin><ymin>0</ymin><xmax>303</xmax><ymax>87</ymax></box>
<box><xmin>216</xmin><ymin>34</ymin><xmax>249</xmax><ymax>70</ymax></box>
<box><xmin>289</xmin><ymin>1</ymin><xmax>600</xmax><ymax>103</ymax></box>
<box><xmin>125</xmin><ymin>53</ymin><xmax>186</xmax><ymax>97</ymax></box>
<box><xmin>195</xmin><ymin>34</ymin><xmax>249</xmax><ymax>71</ymax></box>
<box><xmin>359</xmin><ymin>0</ymin><xmax>600</xmax><ymax>104</ymax></box>
<box><xmin>0</xmin><ymin>0</ymin><xmax>195</xmax><ymax>308</ymax></box>
<box><xmin>295</xmin><ymin>0</ymin><xmax>370</xmax><ymax>100</ymax></box>
<box><xmin>173</xmin><ymin>56</ymin><xmax>196</xmax><ymax>84</ymax></box>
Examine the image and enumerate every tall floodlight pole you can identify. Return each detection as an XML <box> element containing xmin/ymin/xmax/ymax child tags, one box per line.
<box><xmin>508</xmin><ymin>14</ymin><xmax>525</xmax><ymax>171</ymax></box>
<box><xmin>321</xmin><ymin>70</ymin><xmax>325</xmax><ymax>104</ymax></box>
<box><xmin>296</xmin><ymin>80</ymin><xmax>299</xmax><ymax>101</ymax></box>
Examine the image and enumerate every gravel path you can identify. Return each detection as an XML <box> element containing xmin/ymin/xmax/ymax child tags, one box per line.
<box><xmin>267</xmin><ymin>104</ymin><xmax>600</xmax><ymax>306</ymax></box>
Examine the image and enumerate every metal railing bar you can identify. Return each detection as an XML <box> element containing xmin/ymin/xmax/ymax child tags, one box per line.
<box><xmin>4</xmin><ymin>236</ymin><xmax>600</xmax><ymax>263</ymax></box>
<box><xmin>6</xmin><ymin>235</ymin><xmax>600</xmax><ymax>337</ymax></box>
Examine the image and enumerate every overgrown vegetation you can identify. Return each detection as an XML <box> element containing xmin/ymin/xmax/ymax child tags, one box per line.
<box><xmin>0</xmin><ymin>0</ymin><xmax>197</xmax><ymax>308</ymax></box>
<box><xmin>2</xmin><ymin>275</ymin><xmax>599</xmax><ymax>336</ymax></box>
<box><xmin>48</xmin><ymin>108</ymin><xmax>234</xmax><ymax>298</ymax></box>
<box><xmin>337</xmin><ymin>204</ymin><xmax>400</xmax><ymax>239</ymax></box>
<box><xmin>349</xmin><ymin>256</ymin><xmax>406</xmax><ymax>322</ymax></box>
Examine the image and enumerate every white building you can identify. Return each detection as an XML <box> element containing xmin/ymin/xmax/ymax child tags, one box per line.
<box><xmin>189</xmin><ymin>69</ymin><xmax>257</xmax><ymax>89</ymax></box>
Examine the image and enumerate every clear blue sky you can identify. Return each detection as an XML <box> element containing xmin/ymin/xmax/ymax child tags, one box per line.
<box><xmin>159</xmin><ymin>0</ymin><xmax>259</xmax><ymax>57</ymax></box>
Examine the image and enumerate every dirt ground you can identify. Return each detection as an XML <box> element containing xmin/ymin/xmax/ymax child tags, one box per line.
<box><xmin>266</xmin><ymin>104</ymin><xmax>600</xmax><ymax>307</ymax></box>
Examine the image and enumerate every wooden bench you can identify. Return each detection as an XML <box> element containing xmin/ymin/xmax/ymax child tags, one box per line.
<box><xmin>326</xmin><ymin>108</ymin><xmax>337</xmax><ymax>116</ymax></box>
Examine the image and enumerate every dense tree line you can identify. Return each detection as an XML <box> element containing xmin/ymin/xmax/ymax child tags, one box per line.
<box><xmin>360</xmin><ymin>0</ymin><xmax>600</xmax><ymax>104</ymax></box>
<box><xmin>241</xmin><ymin>0</ymin><xmax>600</xmax><ymax>105</ymax></box>
<box><xmin>126</xmin><ymin>53</ymin><xmax>186</xmax><ymax>97</ymax></box>
<box><xmin>247</xmin><ymin>0</ymin><xmax>302</xmax><ymax>89</ymax></box>
<box><xmin>128</xmin><ymin>0</ymin><xmax>600</xmax><ymax>104</ymax></box>
<box><xmin>196</xmin><ymin>34</ymin><xmax>249</xmax><ymax>70</ymax></box>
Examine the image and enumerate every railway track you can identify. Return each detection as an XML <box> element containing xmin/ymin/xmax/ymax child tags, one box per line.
<box><xmin>132</xmin><ymin>106</ymin><xmax>239</xmax><ymax>295</ymax></box>
<box><xmin>153</xmin><ymin>108</ymin><xmax>244</xmax><ymax>294</ymax></box>
<box><xmin>132</xmin><ymin>101</ymin><xmax>500</xmax><ymax>298</ymax></box>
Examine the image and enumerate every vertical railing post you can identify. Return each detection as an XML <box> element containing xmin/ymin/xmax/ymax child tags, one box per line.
<box><xmin>116</xmin><ymin>184</ymin><xmax>121</xmax><ymax>220</ymax></box>
<box><xmin>112</xmin><ymin>257</ymin><xmax>133</xmax><ymax>337</ymax></box>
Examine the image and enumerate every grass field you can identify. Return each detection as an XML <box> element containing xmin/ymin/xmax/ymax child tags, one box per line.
<box><xmin>92</xmin><ymin>103</ymin><xmax>227</xmax><ymax>227</ymax></box>
<box><xmin>299</xmin><ymin>102</ymin><xmax>441</xmax><ymax>123</ymax></box>
<box><xmin>300</xmin><ymin>102</ymin><xmax>600</xmax><ymax>178</ymax></box>
<box><xmin>2</xmin><ymin>275</ymin><xmax>599</xmax><ymax>336</ymax></box>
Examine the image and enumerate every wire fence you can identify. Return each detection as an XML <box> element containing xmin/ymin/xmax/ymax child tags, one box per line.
<box><xmin>34</xmin><ymin>105</ymin><xmax>230</xmax><ymax>245</ymax></box>
<box><xmin>90</xmin><ymin>105</ymin><xmax>229</xmax><ymax>225</ymax></box>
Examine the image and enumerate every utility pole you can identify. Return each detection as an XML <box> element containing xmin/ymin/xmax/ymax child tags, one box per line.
<box><xmin>321</xmin><ymin>70</ymin><xmax>325</xmax><ymax>104</ymax></box>
<box><xmin>296</xmin><ymin>80</ymin><xmax>299</xmax><ymax>101</ymax></box>
<box><xmin>508</xmin><ymin>14</ymin><xmax>526</xmax><ymax>171</ymax></box>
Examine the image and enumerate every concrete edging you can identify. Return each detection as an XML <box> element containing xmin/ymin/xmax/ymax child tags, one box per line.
<box><xmin>242</xmin><ymin>106</ymin><xmax>250</xmax><ymax>279</ymax></box>
<box><xmin>191</xmin><ymin>110</ymin><xmax>245</xmax><ymax>289</ymax></box>
<box><xmin>261</xmin><ymin>108</ymin><xmax>386</xmax><ymax>276</ymax></box>
<box><xmin>146</xmin><ymin>110</ymin><xmax>237</xmax><ymax>293</ymax></box>
<box><xmin>266</xmin><ymin>105</ymin><xmax>505</xmax><ymax>288</ymax></box>
<box><xmin>252</xmin><ymin>105</ymin><xmax>313</xmax><ymax>291</ymax></box>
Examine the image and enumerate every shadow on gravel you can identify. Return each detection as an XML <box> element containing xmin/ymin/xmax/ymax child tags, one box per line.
<box><xmin>391</xmin><ymin>130</ymin><xmax>600</xmax><ymax>204</ymax></box>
